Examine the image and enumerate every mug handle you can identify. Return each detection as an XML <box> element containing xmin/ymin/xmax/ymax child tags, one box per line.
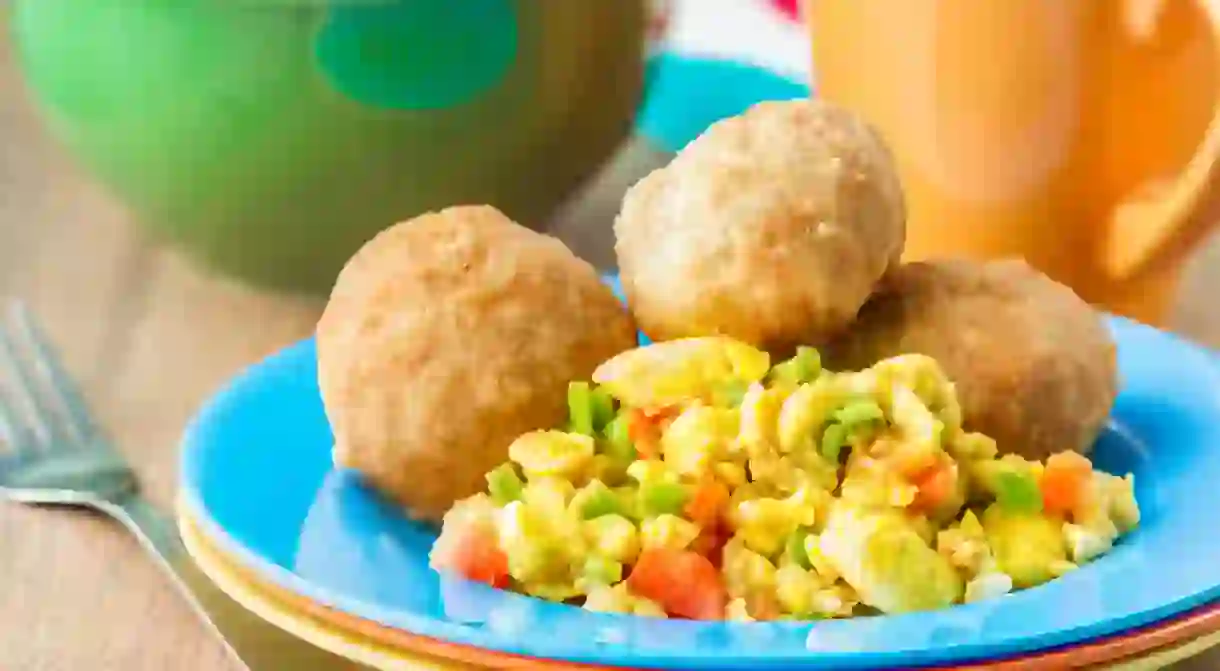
<box><xmin>1102</xmin><ymin>115</ymin><xmax>1220</xmax><ymax>281</ymax></box>
<box><xmin>1102</xmin><ymin>3</ymin><xmax>1220</xmax><ymax>281</ymax></box>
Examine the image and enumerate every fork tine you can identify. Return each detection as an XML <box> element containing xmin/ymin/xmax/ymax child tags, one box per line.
<box><xmin>0</xmin><ymin>303</ymin><xmax>69</xmax><ymax>450</ymax></box>
<box><xmin>0</xmin><ymin>307</ymin><xmax>53</xmax><ymax>448</ymax></box>
<box><xmin>8</xmin><ymin>303</ymin><xmax>99</xmax><ymax>444</ymax></box>
<box><xmin>0</xmin><ymin>385</ymin><xmax>35</xmax><ymax>455</ymax></box>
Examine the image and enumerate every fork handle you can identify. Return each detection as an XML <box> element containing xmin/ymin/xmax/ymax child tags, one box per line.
<box><xmin>103</xmin><ymin>496</ymin><xmax>353</xmax><ymax>670</ymax></box>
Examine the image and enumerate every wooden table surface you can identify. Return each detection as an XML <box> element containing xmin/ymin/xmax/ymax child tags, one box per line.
<box><xmin>4</xmin><ymin>20</ymin><xmax>1220</xmax><ymax>671</ymax></box>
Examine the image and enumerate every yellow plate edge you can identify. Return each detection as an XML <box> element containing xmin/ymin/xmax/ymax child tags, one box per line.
<box><xmin>177</xmin><ymin>504</ymin><xmax>474</xmax><ymax>671</ymax></box>
<box><xmin>176</xmin><ymin>500</ymin><xmax>1220</xmax><ymax>670</ymax></box>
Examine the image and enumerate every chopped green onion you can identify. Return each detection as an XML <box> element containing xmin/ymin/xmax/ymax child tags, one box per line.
<box><xmin>568</xmin><ymin>381</ymin><xmax>596</xmax><ymax>436</ymax></box>
<box><xmin>639</xmin><ymin>481</ymin><xmax>689</xmax><ymax>516</ymax></box>
<box><xmin>590</xmin><ymin>387</ymin><xmax>616</xmax><ymax>431</ymax></box>
<box><xmin>995</xmin><ymin>470</ymin><xmax>1043</xmax><ymax>514</ymax></box>
<box><xmin>791</xmin><ymin>611</ymin><xmax>829</xmax><ymax>621</ymax></box>
<box><xmin>580</xmin><ymin>485</ymin><xmax>626</xmax><ymax>520</ymax></box>
<box><xmin>603</xmin><ymin>412</ymin><xmax>637</xmax><ymax>462</ymax></box>
<box><xmin>770</xmin><ymin>362</ymin><xmax>800</xmax><ymax>384</ymax></box>
<box><xmin>833</xmin><ymin>400</ymin><xmax>884</xmax><ymax>428</ymax></box>
<box><xmin>714</xmin><ymin>380</ymin><xmax>751</xmax><ymax>407</ymax></box>
<box><xmin>786</xmin><ymin>529</ymin><xmax>812</xmax><ymax>569</ymax></box>
<box><xmin>613</xmin><ymin>486</ymin><xmax>643</xmax><ymax>521</ymax></box>
<box><xmin>582</xmin><ymin>556</ymin><xmax>624</xmax><ymax>585</ymax></box>
<box><xmin>795</xmin><ymin>346</ymin><xmax>822</xmax><ymax>380</ymax></box>
<box><xmin>821</xmin><ymin>423</ymin><xmax>848</xmax><ymax>461</ymax></box>
<box><xmin>485</xmin><ymin>463</ymin><xmax>524</xmax><ymax>505</ymax></box>
<box><xmin>771</xmin><ymin>346</ymin><xmax>823</xmax><ymax>384</ymax></box>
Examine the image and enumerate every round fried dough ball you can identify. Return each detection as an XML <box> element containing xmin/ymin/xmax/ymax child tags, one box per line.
<box><xmin>823</xmin><ymin>259</ymin><xmax>1118</xmax><ymax>460</ymax></box>
<box><xmin>317</xmin><ymin>205</ymin><xmax>637</xmax><ymax>520</ymax></box>
<box><xmin>614</xmin><ymin>99</ymin><xmax>906</xmax><ymax>353</ymax></box>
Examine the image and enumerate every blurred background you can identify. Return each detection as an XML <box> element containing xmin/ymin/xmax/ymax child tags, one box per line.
<box><xmin>3</xmin><ymin>0</ymin><xmax>1220</xmax><ymax>668</ymax></box>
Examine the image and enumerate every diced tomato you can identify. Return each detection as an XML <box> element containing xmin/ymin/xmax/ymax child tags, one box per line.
<box><xmin>627</xmin><ymin>406</ymin><xmax>679</xmax><ymax>458</ymax></box>
<box><xmin>889</xmin><ymin>445</ymin><xmax>940</xmax><ymax>479</ymax></box>
<box><xmin>642</xmin><ymin>405</ymin><xmax>679</xmax><ymax>421</ymax></box>
<box><xmin>627</xmin><ymin>409</ymin><xmax>662</xmax><ymax>458</ymax></box>
<box><xmin>431</xmin><ymin>525</ymin><xmax>510</xmax><ymax>588</ymax></box>
<box><xmin>626</xmin><ymin>408</ymin><xmax>649</xmax><ymax>434</ymax></box>
<box><xmin>687</xmin><ymin>479</ymin><xmax>731</xmax><ymax>565</ymax></box>
<box><xmin>1041</xmin><ymin>452</ymin><xmax>1094</xmax><ymax>516</ymax></box>
<box><xmin>910</xmin><ymin>460</ymin><xmax>958</xmax><ymax>513</ymax></box>
<box><xmin>628</xmin><ymin>549</ymin><xmax>728</xmax><ymax>620</ymax></box>
<box><xmin>685</xmin><ymin>479</ymin><xmax>731</xmax><ymax>529</ymax></box>
<box><xmin>691</xmin><ymin>527</ymin><xmax>729</xmax><ymax>568</ymax></box>
<box><xmin>747</xmin><ymin>592</ymin><xmax>782</xmax><ymax>621</ymax></box>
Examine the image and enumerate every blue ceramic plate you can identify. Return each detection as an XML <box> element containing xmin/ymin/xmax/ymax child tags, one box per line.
<box><xmin>179</xmin><ymin>276</ymin><xmax>1220</xmax><ymax>670</ymax></box>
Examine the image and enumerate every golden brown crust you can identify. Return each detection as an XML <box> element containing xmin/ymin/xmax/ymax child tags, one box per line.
<box><xmin>823</xmin><ymin>258</ymin><xmax>1119</xmax><ymax>460</ymax></box>
<box><xmin>614</xmin><ymin>99</ymin><xmax>906</xmax><ymax>353</ymax></box>
<box><xmin>317</xmin><ymin>205</ymin><xmax>637</xmax><ymax>520</ymax></box>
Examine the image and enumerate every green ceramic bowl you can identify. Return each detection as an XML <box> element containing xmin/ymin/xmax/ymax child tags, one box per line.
<box><xmin>12</xmin><ymin>1</ymin><xmax>647</xmax><ymax>293</ymax></box>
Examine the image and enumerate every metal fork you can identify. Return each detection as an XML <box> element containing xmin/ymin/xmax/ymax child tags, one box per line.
<box><xmin>0</xmin><ymin>303</ymin><xmax>357</xmax><ymax>670</ymax></box>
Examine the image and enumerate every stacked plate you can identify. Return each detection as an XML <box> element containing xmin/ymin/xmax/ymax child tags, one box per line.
<box><xmin>177</xmin><ymin>56</ymin><xmax>1220</xmax><ymax>670</ymax></box>
<box><xmin>177</xmin><ymin>277</ymin><xmax>1220</xmax><ymax>670</ymax></box>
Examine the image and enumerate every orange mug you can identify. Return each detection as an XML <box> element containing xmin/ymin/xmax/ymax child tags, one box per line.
<box><xmin>808</xmin><ymin>0</ymin><xmax>1220</xmax><ymax>325</ymax></box>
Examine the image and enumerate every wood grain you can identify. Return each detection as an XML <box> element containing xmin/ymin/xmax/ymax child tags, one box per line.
<box><xmin>0</xmin><ymin>25</ymin><xmax>318</xmax><ymax>671</ymax></box>
<box><xmin>2</xmin><ymin>9</ymin><xmax>1220</xmax><ymax>670</ymax></box>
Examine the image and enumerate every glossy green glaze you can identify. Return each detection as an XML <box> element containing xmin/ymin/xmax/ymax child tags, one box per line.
<box><xmin>12</xmin><ymin>1</ymin><xmax>646</xmax><ymax>292</ymax></box>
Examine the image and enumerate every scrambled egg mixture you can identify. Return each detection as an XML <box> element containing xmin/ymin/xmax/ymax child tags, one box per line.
<box><xmin>429</xmin><ymin>337</ymin><xmax>1140</xmax><ymax>621</ymax></box>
